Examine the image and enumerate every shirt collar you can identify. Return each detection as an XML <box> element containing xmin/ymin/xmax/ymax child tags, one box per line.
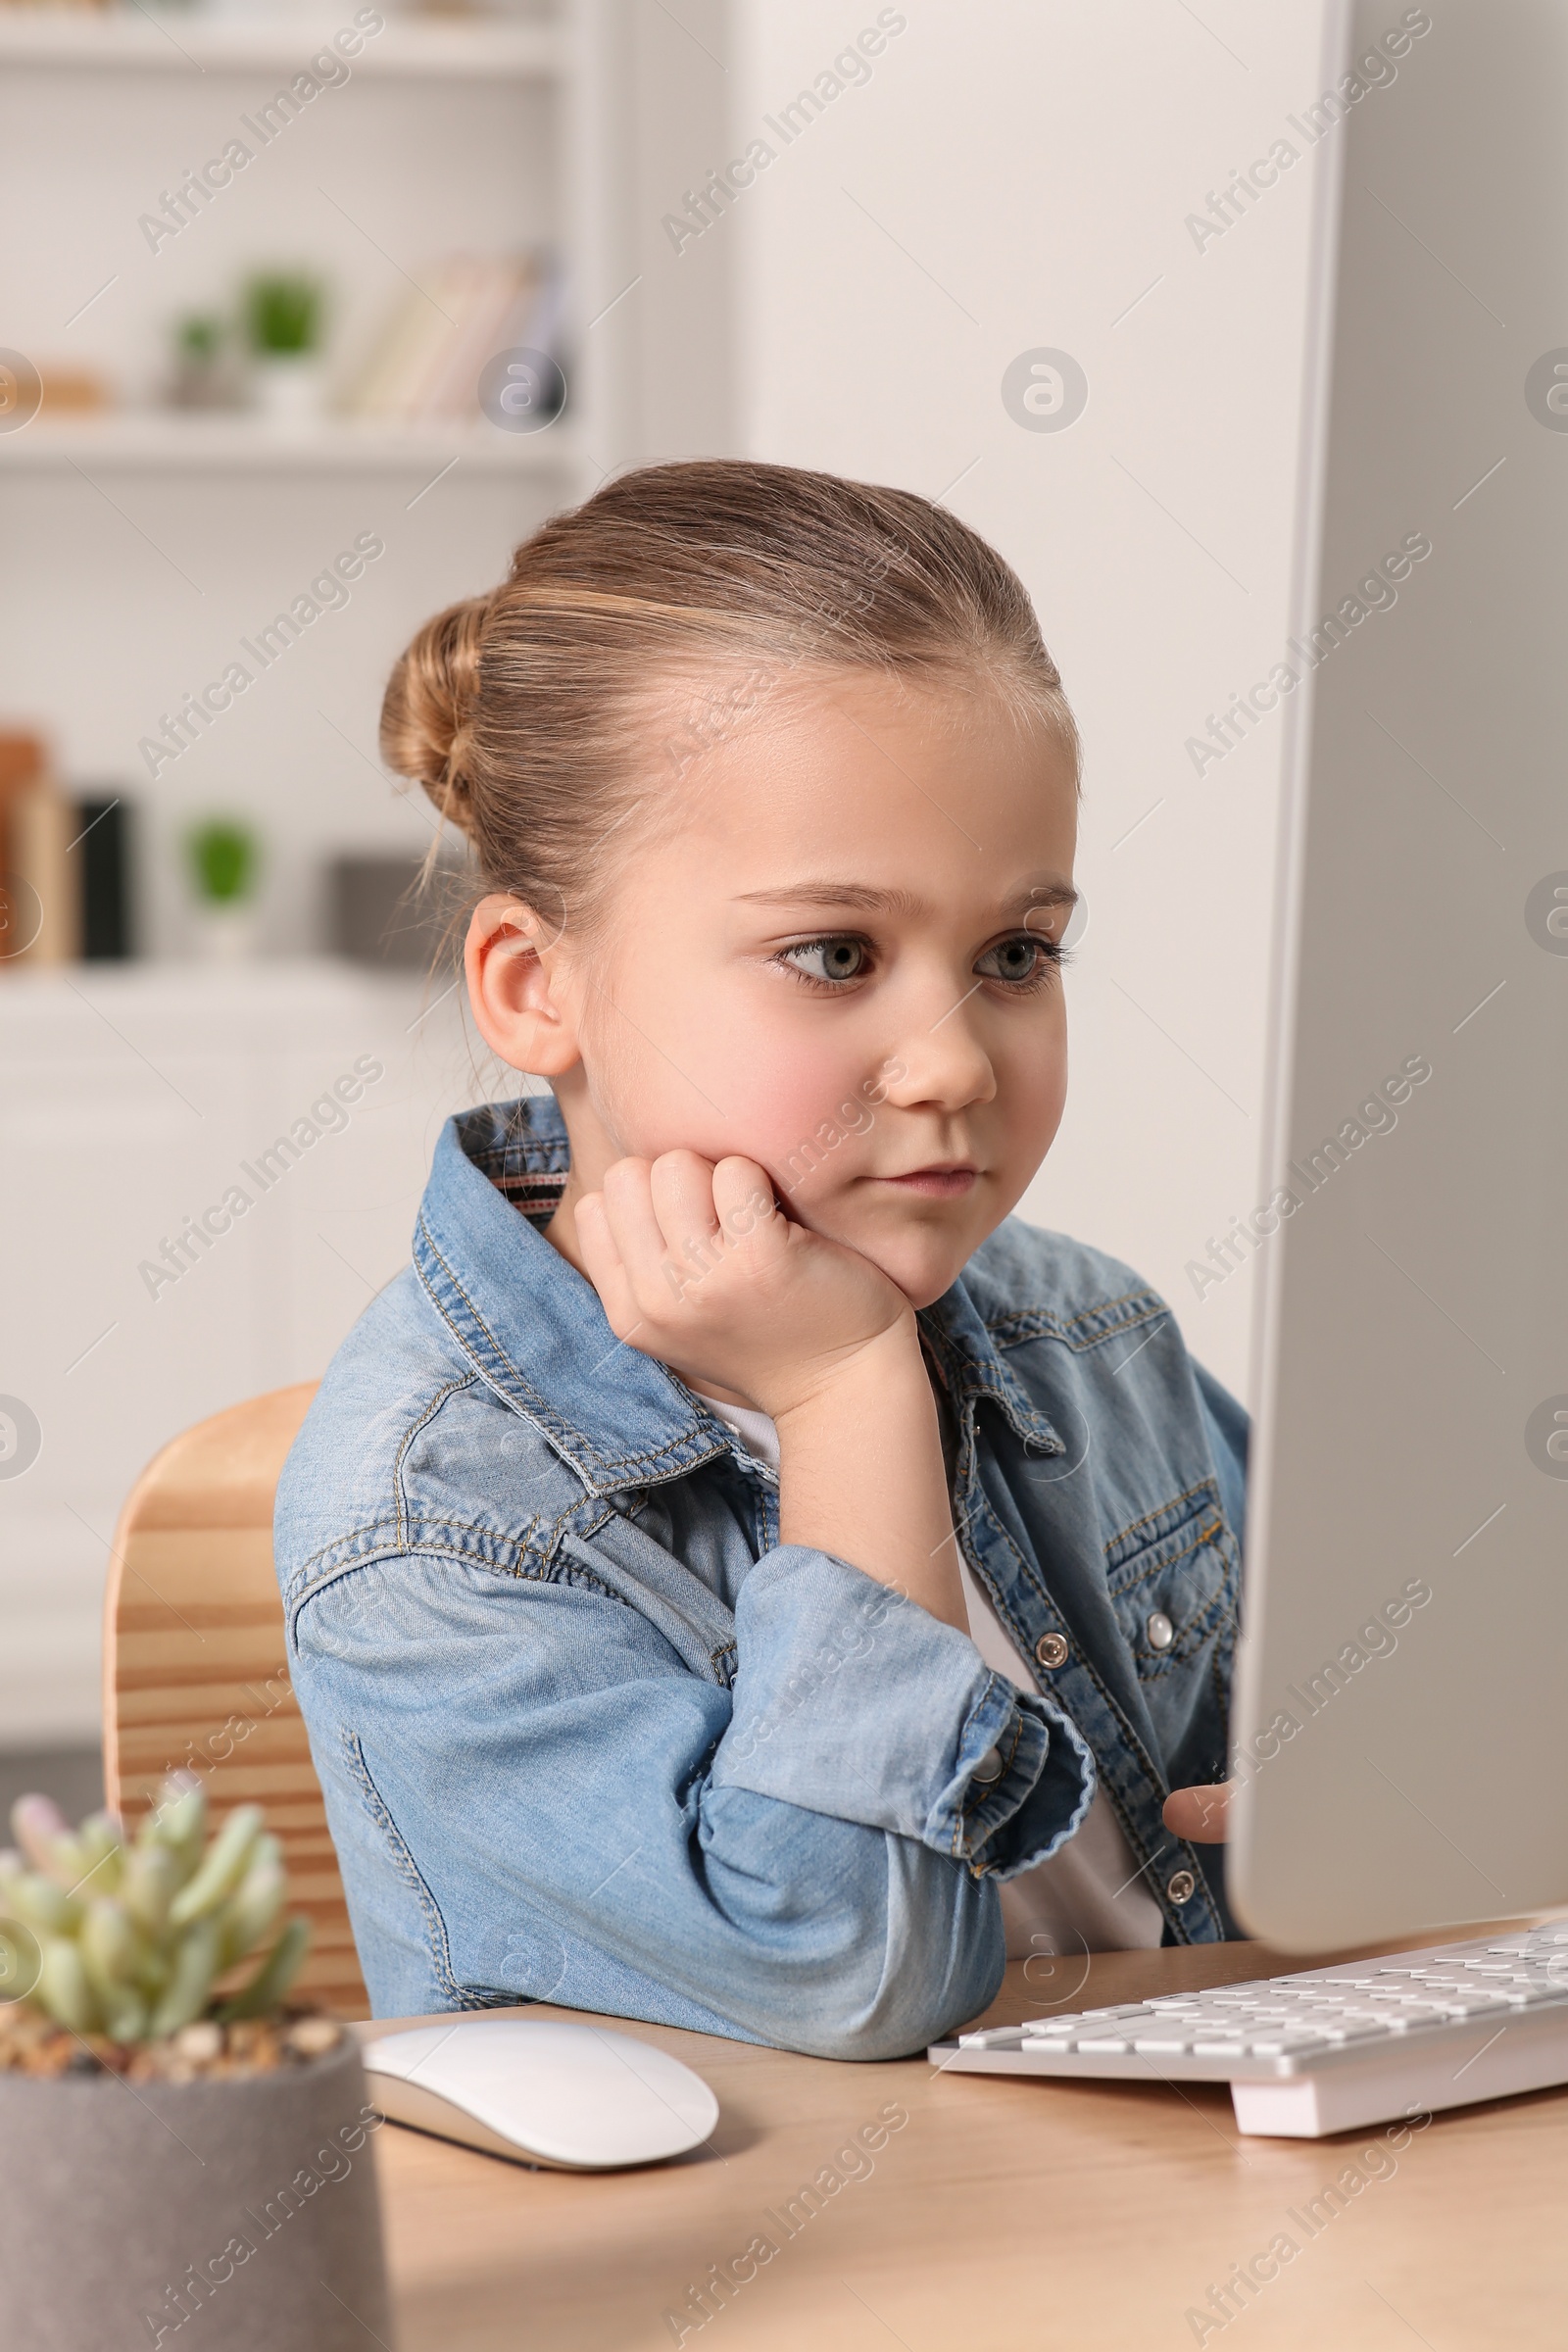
<box><xmin>917</xmin><ymin>1258</ymin><xmax>1066</xmax><ymax>1457</ymax></box>
<box><xmin>414</xmin><ymin>1094</ymin><xmax>1063</xmax><ymax>1491</ymax></box>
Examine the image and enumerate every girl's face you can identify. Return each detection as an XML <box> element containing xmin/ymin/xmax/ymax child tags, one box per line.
<box><xmin>506</xmin><ymin>666</ymin><xmax>1078</xmax><ymax>1311</ymax></box>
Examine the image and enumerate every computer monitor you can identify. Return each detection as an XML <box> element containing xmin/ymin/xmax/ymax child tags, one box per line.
<box><xmin>1227</xmin><ymin>0</ymin><xmax>1568</xmax><ymax>1947</ymax></box>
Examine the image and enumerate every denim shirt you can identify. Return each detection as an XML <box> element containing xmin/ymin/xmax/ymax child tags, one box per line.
<box><xmin>275</xmin><ymin>1095</ymin><xmax>1248</xmax><ymax>2060</ymax></box>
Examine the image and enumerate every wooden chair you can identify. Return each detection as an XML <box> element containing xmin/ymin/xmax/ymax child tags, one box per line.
<box><xmin>102</xmin><ymin>1383</ymin><xmax>369</xmax><ymax>2018</ymax></box>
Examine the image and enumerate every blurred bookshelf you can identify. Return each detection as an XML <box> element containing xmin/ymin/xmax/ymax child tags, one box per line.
<box><xmin>0</xmin><ymin>6</ymin><xmax>585</xmax><ymax>460</ymax></box>
<box><xmin>0</xmin><ymin>0</ymin><xmax>613</xmax><ymax>952</ymax></box>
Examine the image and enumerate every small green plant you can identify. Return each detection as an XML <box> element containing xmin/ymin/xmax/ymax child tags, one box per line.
<box><xmin>0</xmin><ymin>1776</ymin><xmax>308</xmax><ymax>2042</ymax></box>
<box><xmin>175</xmin><ymin>313</ymin><xmax>225</xmax><ymax>363</ymax></box>
<box><xmin>186</xmin><ymin>817</ymin><xmax>259</xmax><ymax>906</ymax></box>
<box><xmin>243</xmin><ymin>273</ymin><xmax>321</xmax><ymax>357</ymax></box>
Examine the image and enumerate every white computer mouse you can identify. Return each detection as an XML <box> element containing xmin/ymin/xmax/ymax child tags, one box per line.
<box><xmin>361</xmin><ymin>2018</ymin><xmax>719</xmax><ymax>2170</ymax></box>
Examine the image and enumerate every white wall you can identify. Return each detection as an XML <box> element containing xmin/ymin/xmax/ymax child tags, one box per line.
<box><xmin>727</xmin><ymin>0</ymin><xmax>1332</xmax><ymax>1401</ymax></box>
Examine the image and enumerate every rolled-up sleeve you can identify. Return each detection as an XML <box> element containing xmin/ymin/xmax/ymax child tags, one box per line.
<box><xmin>719</xmin><ymin>1547</ymin><xmax>1094</xmax><ymax>1875</ymax></box>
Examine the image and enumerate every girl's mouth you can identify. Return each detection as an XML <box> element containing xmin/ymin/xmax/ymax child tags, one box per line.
<box><xmin>874</xmin><ymin>1165</ymin><xmax>979</xmax><ymax>1200</ymax></box>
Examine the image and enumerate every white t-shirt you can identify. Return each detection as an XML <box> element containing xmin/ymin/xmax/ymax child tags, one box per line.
<box><xmin>694</xmin><ymin>1390</ymin><xmax>1165</xmax><ymax>1962</ymax></box>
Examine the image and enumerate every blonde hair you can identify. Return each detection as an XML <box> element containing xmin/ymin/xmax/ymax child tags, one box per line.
<box><xmin>380</xmin><ymin>458</ymin><xmax>1077</xmax><ymax>935</ymax></box>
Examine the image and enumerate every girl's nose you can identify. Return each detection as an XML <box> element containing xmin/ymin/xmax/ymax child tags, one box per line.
<box><xmin>879</xmin><ymin>985</ymin><xmax>999</xmax><ymax>1114</ymax></box>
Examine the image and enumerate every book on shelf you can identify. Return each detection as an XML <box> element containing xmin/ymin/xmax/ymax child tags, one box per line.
<box><xmin>339</xmin><ymin>250</ymin><xmax>564</xmax><ymax>425</ymax></box>
<box><xmin>0</xmin><ymin>735</ymin><xmax>134</xmax><ymax>969</ymax></box>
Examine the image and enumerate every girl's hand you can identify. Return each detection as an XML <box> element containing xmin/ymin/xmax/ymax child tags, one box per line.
<box><xmin>1161</xmin><ymin>1781</ymin><xmax>1234</xmax><ymax>1842</ymax></box>
<box><xmin>573</xmin><ymin>1150</ymin><xmax>918</xmax><ymax>1422</ymax></box>
<box><xmin>576</xmin><ymin>1149</ymin><xmax>967</xmax><ymax>1628</ymax></box>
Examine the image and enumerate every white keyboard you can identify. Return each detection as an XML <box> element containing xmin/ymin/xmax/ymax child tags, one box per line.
<box><xmin>930</xmin><ymin>1920</ymin><xmax>1568</xmax><ymax>2137</ymax></box>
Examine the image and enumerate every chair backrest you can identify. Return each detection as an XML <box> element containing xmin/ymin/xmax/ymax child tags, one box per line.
<box><xmin>102</xmin><ymin>1382</ymin><xmax>369</xmax><ymax>2018</ymax></box>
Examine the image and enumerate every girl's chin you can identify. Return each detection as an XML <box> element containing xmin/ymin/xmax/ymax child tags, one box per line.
<box><xmin>835</xmin><ymin>1236</ymin><xmax>966</xmax><ymax>1311</ymax></box>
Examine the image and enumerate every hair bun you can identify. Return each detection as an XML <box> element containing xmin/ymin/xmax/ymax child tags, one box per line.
<box><xmin>379</xmin><ymin>592</ymin><xmax>492</xmax><ymax>832</ymax></box>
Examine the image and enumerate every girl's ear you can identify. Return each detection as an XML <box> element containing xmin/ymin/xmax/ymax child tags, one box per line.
<box><xmin>465</xmin><ymin>893</ymin><xmax>581</xmax><ymax>1077</ymax></box>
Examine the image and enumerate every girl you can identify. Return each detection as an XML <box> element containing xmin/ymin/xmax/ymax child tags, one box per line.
<box><xmin>276</xmin><ymin>460</ymin><xmax>1245</xmax><ymax>2059</ymax></box>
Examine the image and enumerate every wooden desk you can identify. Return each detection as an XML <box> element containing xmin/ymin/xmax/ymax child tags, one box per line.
<box><xmin>360</xmin><ymin>1933</ymin><xmax>1568</xmax><ymax>2351</ymax></box>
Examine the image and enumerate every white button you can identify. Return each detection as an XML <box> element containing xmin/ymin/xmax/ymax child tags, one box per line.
<box><xmin>1146</xmin><ymin>1610</ymin><xmax>1175</xmax><ymax>1651</ymax></box>
<box><xmin>972</xmin><ymin>1746</ymin><xmax>1004</xmax><ymax>1785</ymax></box>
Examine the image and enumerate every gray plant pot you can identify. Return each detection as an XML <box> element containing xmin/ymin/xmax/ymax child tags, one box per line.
<box><xmin>0</xmin><ymin>2034</ymin><xmax>393</xmax><ymax>2351</ymax></box>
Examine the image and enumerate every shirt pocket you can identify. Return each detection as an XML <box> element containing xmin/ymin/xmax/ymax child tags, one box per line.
<box><xmin>1102</xmin><ymin>1482</ymin><xmax>1239</xmax><ymax>1705</ymax></box>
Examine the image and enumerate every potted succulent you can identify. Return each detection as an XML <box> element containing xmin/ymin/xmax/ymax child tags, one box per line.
<box><xmin>167</xmin><ymin>312</ymin><xmax>245</xmax><ymax>413</ymax></box>
<box><xmin>243</xmin><ymin>272</ymin><xmax>325</xmax><ymax>426</ymax></box>
<box><xmin>0</xmin><ymin>1776</ymin><xmax>392</xmax><ymax>2352</ymax></box>
<box><xmin>186</xmin><ymin>814</ymin><xmax>261</xmax><ymax>960</ymax></box>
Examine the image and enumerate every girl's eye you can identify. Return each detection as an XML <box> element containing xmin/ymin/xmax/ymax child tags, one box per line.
<box><xmin>778</xmin><ymin>936</ymin><xmax>870</xmax><ymax>986</ymax></box>
<box><xmin>975</xmin><ymin>933</ymin><xmax>1063</xmax><ymax>988</ymax></box>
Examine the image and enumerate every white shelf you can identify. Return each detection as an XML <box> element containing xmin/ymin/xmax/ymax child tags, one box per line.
<box><xmin>0</xmin><ymin>7</ymin><xmax>565</xmax><ymax>78</ymax></box>
<box><xmin>0</xmin><ymin>413</ymin><xmax>580</xmax><ymax>473</ymax></box>
<box><xmin>0</xmin><ymin>955</ymin><xmax>432</xmax><ymax>1020</ymax></box>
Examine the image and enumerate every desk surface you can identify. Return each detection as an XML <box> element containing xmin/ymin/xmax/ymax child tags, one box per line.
<box><xmin>359</xmin><ymin>1931</ymin><xmax>1568</xmax><ymax>2352</ymax></box>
